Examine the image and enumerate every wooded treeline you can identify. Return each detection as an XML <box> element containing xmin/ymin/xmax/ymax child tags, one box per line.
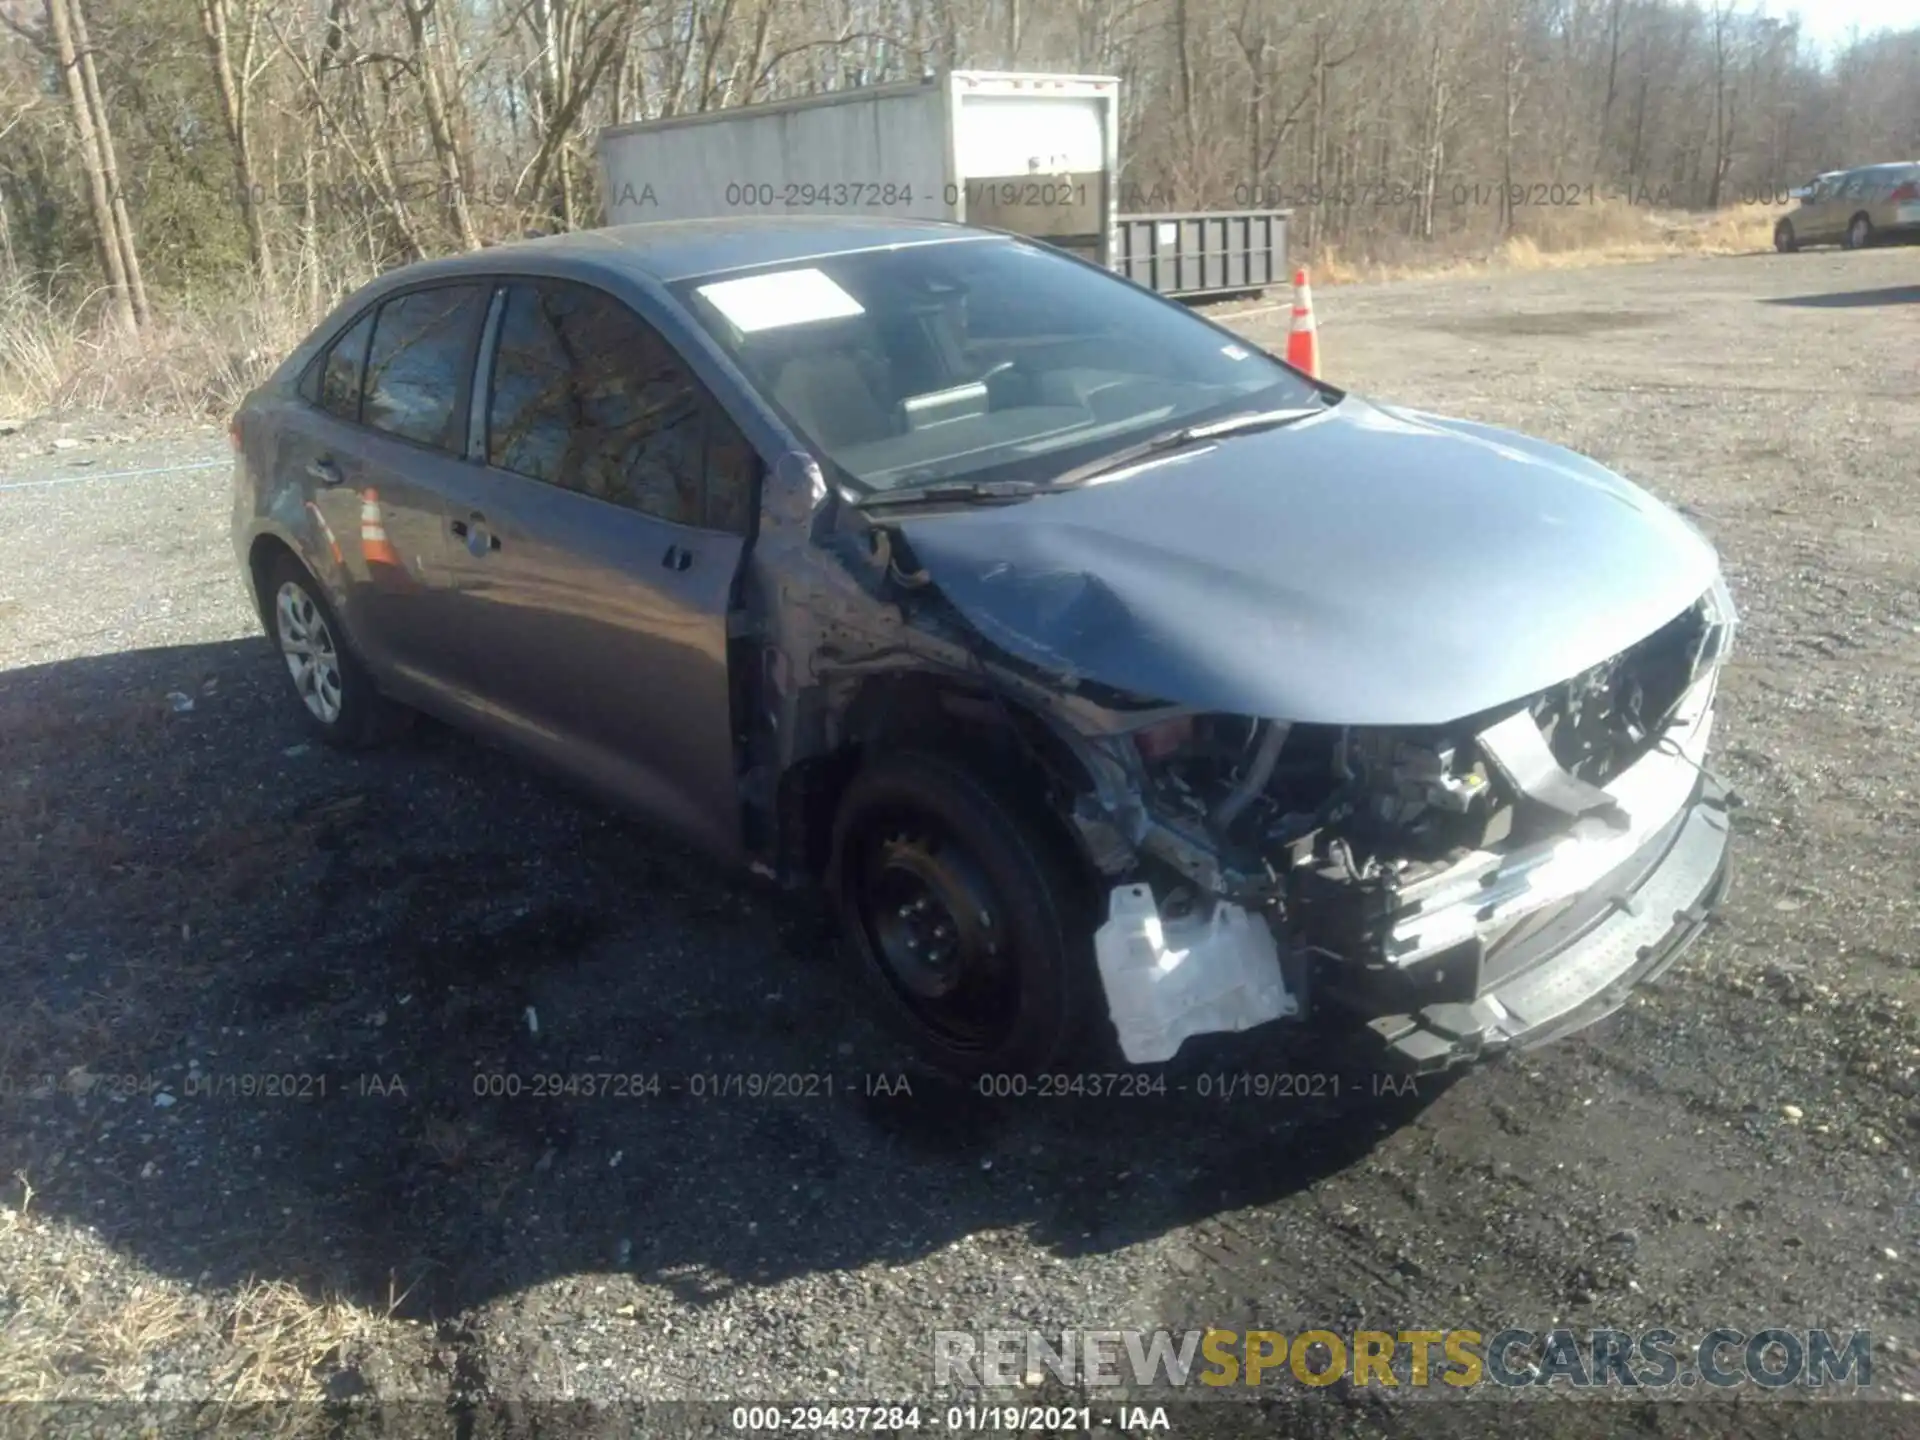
<box><xmin>2</xmin><ymin>0</ymin><xmax>1916</xmax><ymax>329</ymax></box>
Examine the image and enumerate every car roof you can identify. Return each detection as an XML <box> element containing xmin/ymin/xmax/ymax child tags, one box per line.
<box><xmin>381</xmin><ymin>216</ymin><xmax>1001</xmax><ymax>290</ymax></box>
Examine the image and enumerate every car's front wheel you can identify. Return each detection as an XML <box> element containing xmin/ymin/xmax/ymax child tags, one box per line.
<box><xmin>829</xmin><ymin>751</ymin><xmax>1097</xmax><ymax>1079</ymax></box>
<box><xmin>1773</xmin><ymin>220</ymin><xmax>1797</xmax><ymax>253</ymax></box>
<box><xmin>266</xmin><ymin>553</ymin><xmax>408</xmax><ymax>748</ymax></box>
<box><xmin>1845</xmin><ymin>214</ymin><xmax>1873</xmax><ymax>250</ymax></box>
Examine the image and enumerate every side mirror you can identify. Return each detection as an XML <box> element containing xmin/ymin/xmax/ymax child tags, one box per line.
<box><xmin>763</xmin><ymin>448</ymin><xmax>828</xmax><ymax>530</ymax></box>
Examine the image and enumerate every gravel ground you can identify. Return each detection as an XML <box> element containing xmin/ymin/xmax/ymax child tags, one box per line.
<box><xmin>1</xmin><ymin>249</ymin><xmax>1917</xmax><ymax>1438</ymax></box>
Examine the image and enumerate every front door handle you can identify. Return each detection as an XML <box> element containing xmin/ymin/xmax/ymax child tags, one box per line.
<box><xmin>661</xmin><ymin>543</ymin><xmax>693</xmax><ymax>572</ymax></box>
<box><xmin>306</xmin><ymin>457</ymin><xmax>342</xmax><ymax>486</ymax></box>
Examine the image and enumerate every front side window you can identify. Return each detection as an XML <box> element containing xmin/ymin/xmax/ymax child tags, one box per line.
<box><xmin>362</xmin><ymin>285</ymin><xmax>487</xmax><ymax>450</ymax></box>
<box><xmin>671</xmin><ymin>237</ymin><xmax>1322</xmax><ymax>495</ymax></box>
<box><xmin>487</xmin><ymin>281</ymin><xmax>746</xmax><ymax>530</ymax></box>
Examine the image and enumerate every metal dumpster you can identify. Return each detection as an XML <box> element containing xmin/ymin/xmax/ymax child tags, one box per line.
<box><xmin>1113</xmin><ymin>209</ymin><xmax>1289</xmax><ymax>300</ymax></box>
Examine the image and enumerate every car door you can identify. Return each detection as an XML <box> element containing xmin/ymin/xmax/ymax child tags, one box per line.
<box><xmin>436</xmin><ymin>278</ymin><xmax>759</xmax><ymax>859</ymax></box>
<box><xmin>1799</xmin><ymin>174</ymin><xmax>1844</xmax><ymax>242</ymax></box>
<box><xmin>1863</xmin><ymin>165</ymin><xmax>1910</xmax><ymax>232</ymax></box>
<box><xmin>280</xmin><ymin>283</ymin><xmax>488</xmax><ymax>696</ymax></box>
<box><xmin>1827</xmin><ymin>172</ymin><xmax>1867</xmax><ymax>242</ymax></box>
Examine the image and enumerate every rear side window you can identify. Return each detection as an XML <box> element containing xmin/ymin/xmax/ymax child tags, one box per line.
<box><xmin>362</xmin><ymin>285</ymin><xmax>487</xmax><ymax>450</ymax></box>
<box><xmin>487</xmin><ymin>281</ymin><xmax>751</xmax><ymax>531</ymax></box>
<box><xmin>317</xmin><ymin>310</ymin><xmax>374</xmax><ymax>420</ymax></box>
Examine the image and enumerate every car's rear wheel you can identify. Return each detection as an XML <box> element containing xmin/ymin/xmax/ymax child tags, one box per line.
<box><xmin>266</xmin><ymin>553</ymin><xmax>408</xmax><ymax>748</ymax></box>
<box><xmin>1773</xmin><ymin>220</ymin><xmax>1797</xmax><ymax>253</ymax></box>
<box><xmin>829</xmin><ymin>751</ymin><xmax>1097</xmax><ymax>1078</ymax></box>
<box><xmin>1845</xmin><ymin>213</ymin><xmax>1873</xmax><ymax>250</ymax></box>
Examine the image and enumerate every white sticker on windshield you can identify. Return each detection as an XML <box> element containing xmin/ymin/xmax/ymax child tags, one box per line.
<box><xmin>697</xmin><ymin>268</ymin><xmax>865</xmax><ymax>333</ymax></box>
<box><xmin>1221</xmin><ymin>344</ymin><xmax>1249</xmax><ymax>360</ymax></box>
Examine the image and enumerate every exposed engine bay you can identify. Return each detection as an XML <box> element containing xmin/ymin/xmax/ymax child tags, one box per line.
<box><xmin>1133</xmin><ymin>594</ymin><xmax>1716</xmax><ymax>893</ymax></box>
<box><xmin>1080</xmin><ymin>588</ymin><xmax>1735</xmax><ymax>1063</ymax></box>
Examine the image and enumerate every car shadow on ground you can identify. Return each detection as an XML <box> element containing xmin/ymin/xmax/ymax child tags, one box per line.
<box><xmin>0</xmin><ymin>640</ymin><xmax>1452</xmax><ymax>1321</ymax></box>
<box><xmin>1761</xmin><ymin>283</ymin><xmax>1920</xmax><ymax>308</ymax></box>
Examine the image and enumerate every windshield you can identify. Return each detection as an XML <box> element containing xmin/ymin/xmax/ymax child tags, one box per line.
<box><xmin>671</xmin><ymin>237</ymin><xmax>1323</xmax><ymax>495</ymax></box>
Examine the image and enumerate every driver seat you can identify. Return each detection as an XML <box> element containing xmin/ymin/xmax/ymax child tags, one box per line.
<box><xmin>771</xmin><ymin>351</ymin><xmax>895</xmax><ymax>452</ymax></box>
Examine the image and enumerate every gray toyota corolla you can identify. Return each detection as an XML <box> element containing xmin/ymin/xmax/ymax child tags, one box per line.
<box><xmin>231</xmin><ymin>217</ymin><xmax>1737</xmax><ymax>1078</ymax></box>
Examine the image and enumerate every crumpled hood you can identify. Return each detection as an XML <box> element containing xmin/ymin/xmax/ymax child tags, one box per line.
<box><xmin>894</xmin><ymin>397</ymin><xmax>1721</xmax><ymax>726</ymax></box>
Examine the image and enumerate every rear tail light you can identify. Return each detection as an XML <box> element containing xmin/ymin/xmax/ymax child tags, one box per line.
<box><xmin>1890</xmin><ymin>182</ymin><xmax>1919</xmax><ymax>203</ymax></box>
<box><xmin>228</xmin><ymin>416</ymin><xmax>242</xmax><ymax>450</ymax></box>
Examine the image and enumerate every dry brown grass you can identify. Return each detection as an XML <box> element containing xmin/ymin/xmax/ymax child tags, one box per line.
<box><xmin>0</xmin><ymin>1186</ymin><xmax>422</xmax><ymax>1426</ymax></box>
<box><xmin>0</xmin><ymin>280</ymin><xmax>318</xmax><ymax>422</ymax></box>
<box><xmin>1309</xmin><ymin>200</ymin><xmax>1780</xmax><ymax>285</ymax></box>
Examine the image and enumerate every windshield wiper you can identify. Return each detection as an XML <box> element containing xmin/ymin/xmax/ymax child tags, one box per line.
<box><xmin>1047</xmin><ymin>406</ymin><xmax>1323</xmax><ymax>489</ymax></box>
<box><xmin>852</xmin><ymin>405</ymin><xmax>1324</xmax><ymax>509</ymax></box>
<box><xmin>853</xmin><ymin>477</ymin><xmax>1042</xmax><ymax>510</ymax></box>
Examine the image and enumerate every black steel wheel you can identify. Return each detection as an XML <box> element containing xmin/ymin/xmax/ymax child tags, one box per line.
<box><xmin>830</xmin><ymin>751</ymin><xmax>1095</xmax><ymax>1077</ymax></box>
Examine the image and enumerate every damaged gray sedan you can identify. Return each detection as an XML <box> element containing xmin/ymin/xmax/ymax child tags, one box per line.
<box><xmin>231</xmin><ymin>217</ymin><xmax>1736</xmax><ymax>1078</ymax></box>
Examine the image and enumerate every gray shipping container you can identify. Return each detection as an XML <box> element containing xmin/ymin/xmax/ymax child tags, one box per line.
<box><xmin>1113</xmin><ymin>210</ymin><xmax>1290</xmax><ymax>300</ymax></box>
<box><xmin>597</xmin><ymin>71</ymin><xmax>1121</xmax><ymax>268</ymax></box>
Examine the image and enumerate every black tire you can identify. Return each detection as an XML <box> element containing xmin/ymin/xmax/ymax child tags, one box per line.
<box><xmin>1773</xmin><ymin>220</ymin><xmax>1797</xmax><ymax>253</ymax></box>
<box><xmin>829</xmin><ymin>750</ymin><xmax>1099</xmax><ymax>1078</ymax></box>
<box><xmin>1844</xmin><ymin>213</ymin><xmax>1873</xmax><ymax>250</ymax></box>
<box><xmin>264</xmin><ymin>552</ymin><xmax>410</xmax><ymax>749</ymax></box>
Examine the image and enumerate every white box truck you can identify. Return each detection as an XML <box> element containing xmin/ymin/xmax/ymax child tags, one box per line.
<box><xmin>596</xmin><ymin>70</ymin><xmax>1121</xmax><ymax>267</ymax></box>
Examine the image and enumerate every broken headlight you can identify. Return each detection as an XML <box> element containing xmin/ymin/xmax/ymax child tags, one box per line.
<box><xmin>1129</xmin><ymin>714</ymin><xmax>1505</xmax><ymax>870</ymax></box>
<box><xmin>1699</xmin><ymin>569</ymin><xmax>1738</xmax><ymax>669</ymax></box>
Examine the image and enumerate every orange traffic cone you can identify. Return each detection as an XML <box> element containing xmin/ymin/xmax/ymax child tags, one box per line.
<box><xmin>360</xmin><ymin>489</ymin><xmax>401</xmax><ymax>568</ymax></box>
<box><xmin>1286</xmin><ymin>267</ymin><xmax>1320</xmax><ymax>378</ymax></box>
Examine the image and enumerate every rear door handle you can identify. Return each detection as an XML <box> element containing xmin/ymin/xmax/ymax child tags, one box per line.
<box><xmin>661</xmin><ymin>543</ymin><xmax>693</xmax><ymax>572</ymax></box>
<box><xmin>306</xmin><ymin>457</ymin><xmax>342</xmax><ymax>486</ymax></box>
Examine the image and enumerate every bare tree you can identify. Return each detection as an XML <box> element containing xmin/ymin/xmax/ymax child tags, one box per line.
<box><xmin>198</xmin><ymin>0</ymin><xmax>276</xmax><ymax>290</ymax></box>
<box><xmin>401</xmin><ymin>0</ymin><xmax>479</xmax><ymax>249</ymax></box>
<box><xmin>2</xmin><ymin>0</ymin><xmax>1915</xmax><ymax>323</ymax></box>
<box><xmin>40</xmin><ymin>0</ymin><xmax>145</xmax><ymax>327</ymax></box>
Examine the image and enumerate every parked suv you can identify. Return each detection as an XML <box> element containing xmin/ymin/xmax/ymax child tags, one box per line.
<box><xmin>1775</xmin><ymin>162</ymin><xmax>1920</xmax><ymax>251</ymax></box>
<box><xmin>231</xmin><ymin>218</ymin><xmax>1736</xmax><ymax>1079</ymax></box>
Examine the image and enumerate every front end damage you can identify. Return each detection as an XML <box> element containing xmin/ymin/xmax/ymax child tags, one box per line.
<box><xmin>1073</xmin><ymin>583</ymin><xmax>1738</xmax><ymax>1067</ymax></box>
<box><xmin>741</xmin><ymin>444</ymin><xmax>1738</xmax><ymax>1073</ymax></box>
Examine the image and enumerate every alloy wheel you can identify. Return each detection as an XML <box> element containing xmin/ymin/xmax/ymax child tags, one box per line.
<box><xmin>275</xmin><ymin>580</ymin><xmax>344</xmax><ymax>724</ymax></box>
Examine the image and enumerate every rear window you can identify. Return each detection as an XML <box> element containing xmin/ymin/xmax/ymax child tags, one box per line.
<box><xmin>316</xmin><ymin>311</ymin><xmax>374</xmax><ymax>421</ymax></box>
<box><xmin>362</xmin><ymin>285</ymin><xmax>488</xmax><ymax>450</ymax></box>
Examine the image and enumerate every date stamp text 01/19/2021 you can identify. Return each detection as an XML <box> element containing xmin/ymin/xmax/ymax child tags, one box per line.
<box><xmin>1</xmin><ymin>1067</ymin><xmax>1419</xmax><ymax>1105</ymax></box>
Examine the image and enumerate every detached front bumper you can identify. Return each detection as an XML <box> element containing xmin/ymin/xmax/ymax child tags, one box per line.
<box><xmin>1356</xmin><ymin>773</ymin><xmax>1733</xmax><ymax>1070</ymax></box>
